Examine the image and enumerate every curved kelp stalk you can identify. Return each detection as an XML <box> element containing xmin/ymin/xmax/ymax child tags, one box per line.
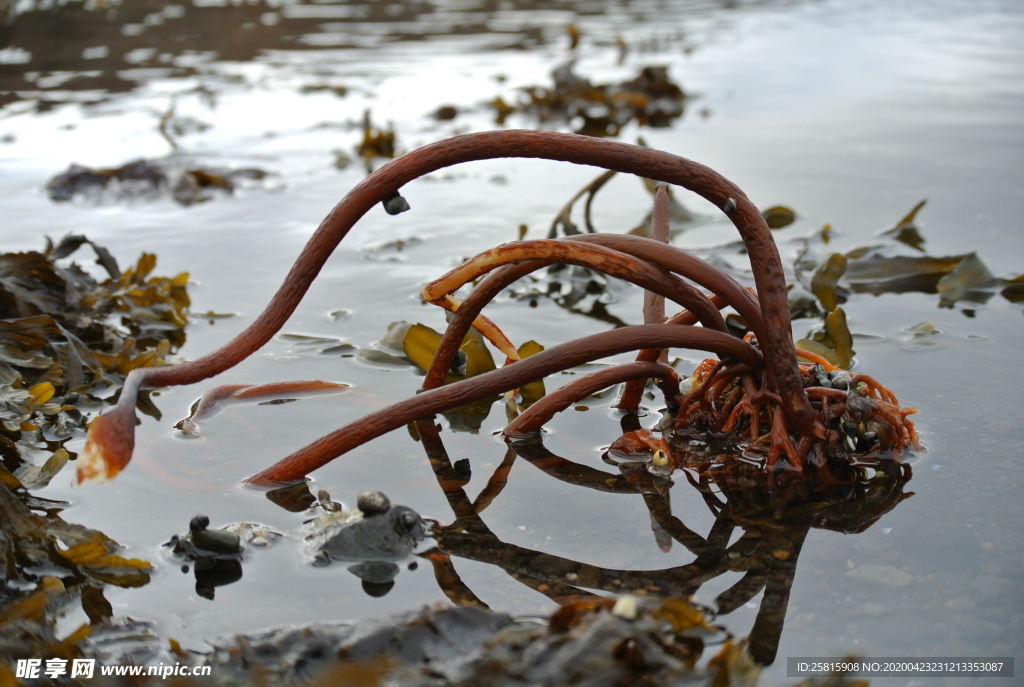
<box><xmin>247</xmin><ymin>326</ymin><xmax>760</xmax><ymax>484</ymax></box>
<box><xmin>80</xmin><ymin>130</ymin><xmax>913</xmax><ymax>486</ymax></box>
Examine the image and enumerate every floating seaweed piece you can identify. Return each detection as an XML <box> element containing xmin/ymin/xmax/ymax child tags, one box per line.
<box><xmin>75</xmin><ymin>131</ymin><xmax>915</xmax><ymax>490</ymax></box>
<box><xmin>761</xmin><ymin>205</ymin><xmax>796</xmax><ymax>230</ymax></box>
<box><xmin>266</xmin><ymin>480</ymin><xmax>318</xmax><ymax>512</ymax></box>
<box><xmin>45</xmin><ymin>159</ymin><xmax>270</xmax><ymax>206</ymax></box>
<box><xmin>175</xmin><ymin>380</ymin><xmax>350</xmax><ymax>437</ymax></box>
<box><xmin>843</xmin><ymin>246</ymin><xmax>1010</xmax><ymax>307</ymax></box>
<box><xmin>935</xmin><ymin>252</ymin><xmax>996</xmax><ymax>305</ymax></box>
<box><xmin>566</xmin><ymin>23</ymin><xmax>581</xmax><ymax>50</ymax></box>
<box><xmin>356</xmin><ymin>109</ymin><xmax>396</xmax><ymax>170</ymax></box>
<box><xmin>1001</xmin><ymin>273</ymin><xmax>1024</xmax><ymax>304</ymax></box>
<box><xmin>12</xmin><ymin>445</ymin><xmax>69</xmax><ymax>490</ymax></box>
<box><xmin>880</xmin><ymin>199</ymin><xmax>927</xmax><ymax>251</ymax></box>
<box><xmin>403</xmin><ymin>322</ymin><xmax>496</xmax><ymax>382</ymax></box>
<box><xmin>499</xmin><ymin>64</ymin><xmax>688</xmax><ymax>137</ymax></box>
<box><xmin>301</xmin><ymin>84</ymin><xmax>348</xmax><ymax>98</ymax></box>
<box><xmin>831</xmin><ymin>202</ymin><xmax>1018</xmax><ymax>308</ymax></box>
<box><xmin>809</xmin><ymin>252</ymin><xmax>847</xmax><ymax>312</ymax></box>
<box><xmin>795</xmin><ymin>307</ymin><xmax>855</xmax><ymax>369</ymax></box>
<box><xmin>172</xmin><ymin>168</ymin><xmax>230</xmax><ymax>206</ymax></box>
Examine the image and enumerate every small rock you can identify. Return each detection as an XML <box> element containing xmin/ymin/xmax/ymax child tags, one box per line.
<box><xmin>320</xmin><ymin>504</ymin><xmax>424</xmax><ymax>563</ymax></box>
<box><xmin>348</xmin><ymin>560</ymin><xmax>400</xmax><ymax>584</ymax></box>
<box><xmin>383</xmin><ymin>193</ymin><xmax>410</xmax><ymax>215</ymax></box>
<box><xmin>357</xmin><ymin>490</ymin><xmax>391</xmax><ymax>515</ymax></box>
<box><xmin>318</xmin><ymin>490</ymin><xmax>342</xmax><ymax>512</ymax></box>
<box><xmin>829</xmin><ymin>370</ymin><xmax>852</xmax><ymax>390</ymax></box>
<box><xmin>433</xmin><ymin>106</ymin><xmax>458</xmax><ymax>121</ymax></box>
<box><xmin>810</xmin><ymin>364</ymin><xmax>831</xmax><ymax>389</ymax></box>
<box><xmin>190</xmin><ymin>518</ymin><xmax>242</xmax><ymax>556</ymax></box>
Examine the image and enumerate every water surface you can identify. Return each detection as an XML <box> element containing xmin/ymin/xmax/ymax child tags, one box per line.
<box><xmin>1</xmin><ymin>0</ymin><xmax>1022</xmax><ymax>684</ymax></box>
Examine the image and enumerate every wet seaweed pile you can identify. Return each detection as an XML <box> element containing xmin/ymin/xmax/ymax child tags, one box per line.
<box><xmin>0</xmin><ymin>236</ymin><xmax>189</xmax><ymax>482</ymax></box>
<box><xmin>0</xmin><ymin>480</ymin><xmax>154</xmax><ymax>681</ymax></box>
<box><xmin>491</xmin><ymin>63</ymin><xmax>688</xmax><ymax>137</ymax></box>
<box><xmin>206</xmin><ymin>600</ymin><xmax>747</xmax><ymax>687</ymax></box>
<box><xmin>45</xmin><ymin>159</ymin><xmax>271</xmax><ymax>207</ymax></box>
<box><xmin>0</xmin><ymin>239</ymin><xmax>193</xmax><ymax>682</ymax></box>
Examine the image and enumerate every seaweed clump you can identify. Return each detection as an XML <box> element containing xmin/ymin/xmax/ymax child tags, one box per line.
<box><xmin>0</xmin><ymin>479</ymin><xmax>153</xmax><ymax>677</ymax></box>
<box><xmin>206</xmin><ymin>598</ymin><xmax>753</xmax><ymax>687</ymax></box>
<box><xmin>46</xmin><ymin>159</ymin><xmax>270</xmax><ymax>206</ymax></box>
<box><xmin>0</xmin><ymin>234</ymin><xmax>188</xmax><ymax>485</ymax></box>
<box><xmin>493</xmin><ymin>64</ymin><xmax>688</xmax><ymax>136</ymax></box>
<box><xmin>0</xmin><ymin>235</ymin><xmax>193</xmax><ymax>679</ymax></box>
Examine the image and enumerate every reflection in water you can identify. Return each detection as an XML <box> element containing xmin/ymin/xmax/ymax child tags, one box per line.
<box><xmin>0</xmin><ymin>0</ymin><xmax>699</xmax><ymax>124</ymax></box>
<box><xmin>348</xmin><ymin>560</ymin><xmax>401</xmax><ymax>597</ymax></box>
<box><xmin>193</xmin><ymin>557</ymin><xmax>243</xmax><ymax>600</ymax></box>
<box><xmin>413</xmin><ymin>417</ymin><xmax>912</xmax><ymax>666</ymax></box>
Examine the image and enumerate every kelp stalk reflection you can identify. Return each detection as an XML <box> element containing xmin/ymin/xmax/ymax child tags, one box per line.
<box><xmin>416</xmin><ymin>420</ymin><xmax>913</xmax><ymax>666</ymax></box>
<box><xmin>78</xmin><ymin>130</ymin><xmax>918</xmax><ymax>486</ymax></box>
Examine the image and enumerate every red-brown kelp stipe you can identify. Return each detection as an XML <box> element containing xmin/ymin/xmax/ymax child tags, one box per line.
<box><xmin>77</xmin><ymin>129</ymin><xmax>914</xmax><ymax>487</ymax></box>
<box><xmin>247</xmin><ymin>326</ymin><xmax>761</xmax><ymax>485</ymax></box>
<box><xmin>174</xmin><ymin>380</ymin><xmax>350</xmax><ymax>436</ymax></box>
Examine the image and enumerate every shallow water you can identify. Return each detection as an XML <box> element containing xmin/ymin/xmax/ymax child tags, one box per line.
<box><xmin>1</xmin><ymin>0</ymin><xmax>1023</xmax><ymax>684</ymax></box>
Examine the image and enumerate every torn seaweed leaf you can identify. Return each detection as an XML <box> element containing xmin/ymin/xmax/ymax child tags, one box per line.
<box><xmin>880</xmin><ymin>199</ymin><xmax>927</xmax><ymax>251</ymax></box>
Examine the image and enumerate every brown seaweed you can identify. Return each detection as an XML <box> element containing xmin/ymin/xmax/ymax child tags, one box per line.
<box><xmin>494</xmin><ymin>64</ymin><xmax>688</xmax><ymax>137</ymax></box>
<box><xmin>0</xmin><ymin>238</ymin><xmax>189</xmax><ymax>489</ymax></box>
<box><xmin>46</xmin><ymin>159</ymin><xmax>269</xmax><ymax>206</ymax></box>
